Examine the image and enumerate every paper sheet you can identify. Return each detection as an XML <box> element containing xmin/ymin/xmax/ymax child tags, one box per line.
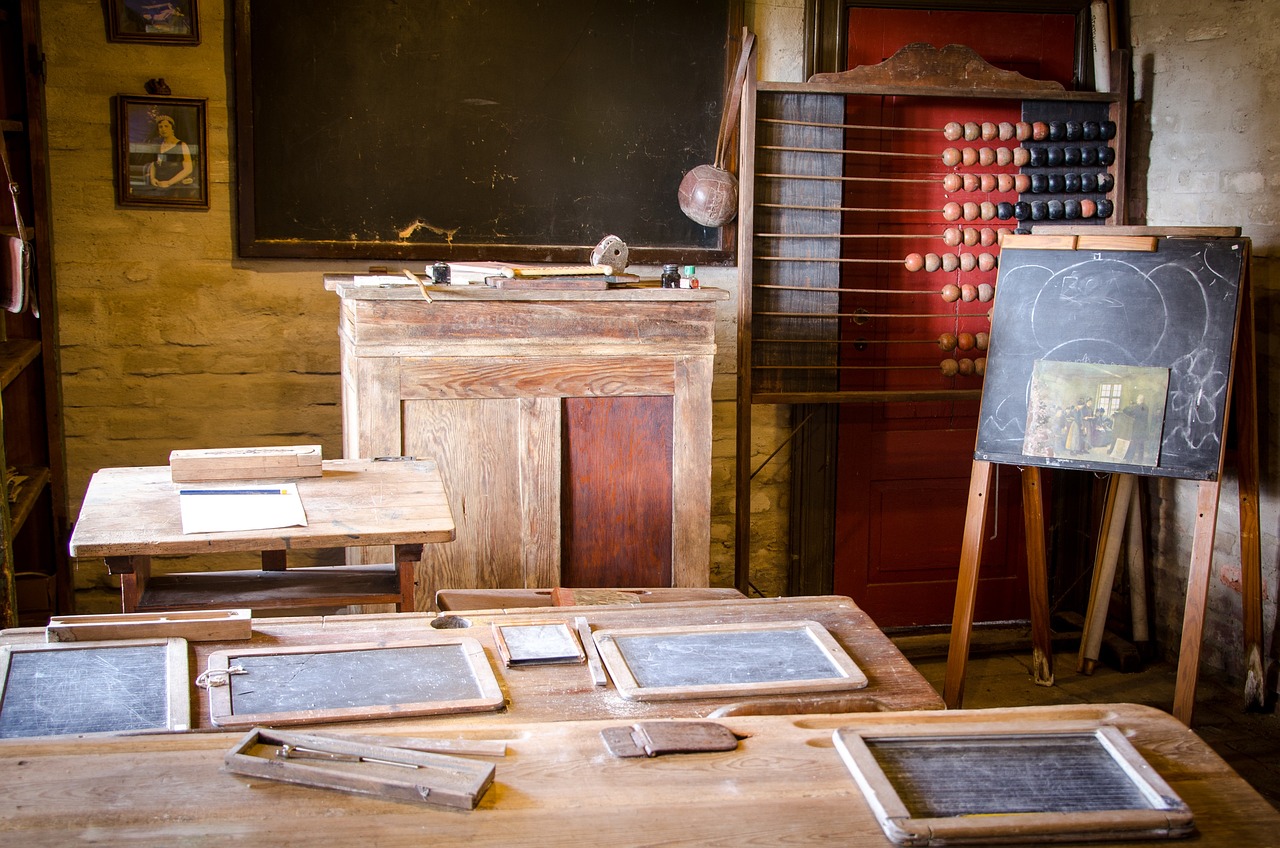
<box><xmin>178</xmin><ymin>484</ymin><xmax>308</xmax><ymax>534</ymax></box>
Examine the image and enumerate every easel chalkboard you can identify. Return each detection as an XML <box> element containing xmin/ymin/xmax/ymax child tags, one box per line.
<box><xmin>233</xmin><ymin>0</ymin><xmax>741</xmax><ymax>264</ymax></box>
<box><xmin>206</xmin><ymin>639</ymin><xmax>505</xmax><ymax>728</ymax></box>
<box><xmin>946</xmin><ymin>232</ymin><xmax>1263</xmax><ymax>726</ymax></box>
<box><xmin>0</xmin><ymin>639</ymin><xmax>190</xmax><ymax>738</ymax></box>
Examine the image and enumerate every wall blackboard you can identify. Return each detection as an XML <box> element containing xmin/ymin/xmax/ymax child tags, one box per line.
<box><xmin>974</xmin><ymin>237</ymin><xmax>1246</xmax><ymax>480</ymax></box>
<box><xmin>0</xmin><ymin>639</ymin><xmax>189</xmax><ymax>738</ymax></box>
<box><xmin>233</xmin><ymin>0</ymin><xmax>740</xmax><ymax>264</ymax></box>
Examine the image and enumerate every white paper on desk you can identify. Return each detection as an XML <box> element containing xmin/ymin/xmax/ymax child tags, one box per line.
<box><xmin>179</xmin><ymin>484</ymin><xmax>308</xmax><ymax>534</ymax></box>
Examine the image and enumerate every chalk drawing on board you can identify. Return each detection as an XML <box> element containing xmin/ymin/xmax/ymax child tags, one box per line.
<box><xmin>205</xmin><ymin>638</ymin><xmax>505</xmax><ymax>728</ymax></box>
<box><xmin>833</xmin><ymin>722</ymin><xmax>1194</xmax><ymax>844</ymax></box>
<box><xmin>1023</xmin><ymin>361</ymin><xmax>1169</xmax><ymax>468</ymax></box>
<box><xmin>0</xmin><ymin>638</ymin><xmax>190</xmax><ymax>739</ymax></box>
<box><xmin>592</xmin><ymin>620</ymin><xmax>868</xmax><ymax>702</ymax></box>
<box><xmin>975</xmin><ymin>238</ymin><xmax>1245</xmax><ymax>480</ymax></box>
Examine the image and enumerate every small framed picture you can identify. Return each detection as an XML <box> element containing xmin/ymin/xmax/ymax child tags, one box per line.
<box><xmin>114</xmin><ymin>95</ymin><xmax>208</xmax><ymax>209</ymax></box>
<box><xmin>105</xmin><ymin>0</ymin><xmax>200</xmax><ymax>45</ymax></box>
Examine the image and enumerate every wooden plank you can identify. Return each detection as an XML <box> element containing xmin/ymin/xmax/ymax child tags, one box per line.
<box><xmin>169</xmin><ymin>445</ymin><xmax>323</xmax><ymax>482</ymax></box>
<box><xmin>398</xmin><ymin>356</ymin><xmax>676</xmax><ymax>400</ymax></box>
<box><xmin>135</xmin><ymin>564</ymin><xmax>405</xmax><ymax>612</ymax></box>
<box><xmin>593</xmin><ymin>619</ymin><xmax>867</xmax><ymax>701</ymax></box>
<box><xmin>1173</xmin><ymin>480</ymin><xmax>1222</xmax><ymax>725</ymax></box>
<box><xmin>1074</xmin><ymin>234</ymin><xmax>1160</xmax><ymax>252</ymax></box>
<box><xmin>4</xmin><ymin>704</ymin><xmax>1276</xmax><ymax>846</ymax></box>
<box><xmin>1021</xmin><ymin>467</ymin><xmax>1053</xmax><ymax>686</ymax></box>
<box><xmin>999</xmin><ymin>234</ymin><xmax>1078</xmax><ymax>250</ymax></box>
<box><xmin>672</xmin><ymin>355</ymin><xmax>713</xmax><ymax>587</ymax></box>
<box><xmin>1079</xmin><ymin>474</ymin><xmax>1136</xmax><ymax>674</ymax></box>
<box><xmin>46</xmin><ymin>609</ymin><xmax>251</xmax><ymax>642</ymax></box>
<box><xmin>206</xmin><ymin>638</ymin><xmax>505</xmax><ymax>728</ymax></box>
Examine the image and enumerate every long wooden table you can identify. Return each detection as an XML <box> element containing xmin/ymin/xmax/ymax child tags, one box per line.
<box><xmin>67</xmin><ymin>458</ymin><xmax>456</xmax><ymax>613</ymax></box>
<box><xmin>3</xmin><ymin>703</ymin><xmax>1275</xmax><ymax>846</ymax></box>
<box><xmin>0</xmin><ymin>597</ymin><xmax>944</xmax><ymax>730</ymax></box>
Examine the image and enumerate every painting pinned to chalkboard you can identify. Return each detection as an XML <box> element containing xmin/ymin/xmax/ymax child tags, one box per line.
<box><xmin>975</xmin><ymin>237</ymin><xmax>1247</xmax><ymax>480</ymax></box>
<box><xmin>1022</xmin><ymin>361</ymin><xmax>1169</xmax><ymax>468</ymax></box>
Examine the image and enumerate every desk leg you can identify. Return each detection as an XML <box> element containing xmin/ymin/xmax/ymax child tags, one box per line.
<box><xmin>943</xmin><ymin>460</ymin><xmax>994</xmax><ymax>709</ymax></box>
<box><xmin>262</xmin><ymin>550</ymin><xmax>287</xmax><ymax>571</ymax></box>
<box><xmin>1173</xmin><ymin>480</ymin><xmax>1222</xmax><ymax>725</ymax></box>
<box><xmin>394</xmin><ymin>544</ymin><xmax>423</xmax><ymax>613</ymax></box>
<box><xmin>106</xmin><ymin>555</ymin><xmax>151</xmax><ymax>613</ymax></box>
<box><xmin>1021</xmin><ymin>467</ymin><xmax>1053</xmax><ymax>686</ymax></box>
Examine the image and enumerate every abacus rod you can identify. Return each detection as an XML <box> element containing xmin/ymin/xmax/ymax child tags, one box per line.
<box><xmin>758</xmin><ymin>172</ymin><xmax>940</xmax><ymax>184</ymax></box>
<box><xmin>755</xmin><ymin>232</ymin><xmax>942</xmax><ymax>239</ymax></box>
<box><xmin>760</xmin><ymin>311</ymin><xmax>990</xmax><ymax>320</ymax></box>
<box><xmin>755</xmin><ymin>364</ymin><xmax>949</xmax><ymax>371</ymax></box>
<box><xmin>758</xmin><ymin>255</ymin><xmax>905</xmax><ymax>264</ymax></box>
<box><xmin>761</xmin><ymin>143</ymin><xmax>938</xmax><ymax>159</ymax></box>
<box><xmin>755</xmin><ymin>284</ymin><xmax>937</xmax><ymax>295</ymax></box>
<box><xmin>760</xmin><ymin>116</ymin><xmax>935</xmax><ymax>133</ymax></box>
<box><xmin>757</xmin><ymin>337</ymin><xmax>939</xmax><ymax>344</ymax></box>
<box><xmin>758</xmin><ymin>202</ymin><xmax>938</xmax><ymax>214</ymax></box>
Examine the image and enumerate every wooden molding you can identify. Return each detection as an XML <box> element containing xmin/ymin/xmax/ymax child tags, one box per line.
<box><xmin>809</xmin><ymin>42</ymin><xmax>1065</xmax><ymax>92</ymax></box>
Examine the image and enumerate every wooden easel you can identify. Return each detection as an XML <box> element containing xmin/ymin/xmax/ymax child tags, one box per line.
<box><xmin>943</xmin><ymin>231</ymin><xmax>1262</xmax><ymax>725</ymax></box>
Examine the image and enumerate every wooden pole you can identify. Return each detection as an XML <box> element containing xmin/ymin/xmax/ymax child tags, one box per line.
<box><xmin>943</xmin><ymin>460</ymin><xmax>994</xmax><ymax>708</ymax></box>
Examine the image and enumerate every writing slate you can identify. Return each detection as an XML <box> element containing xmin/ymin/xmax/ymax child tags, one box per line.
<box><xmin>975</xmin><ymin>237</ymin><xmax>1246</xmax><ymax>480</ymax></box>
<box><xmin>206</xmin><ymin>639</ymin><xmax>504</xmax><ymax>727</ymax></box>
<box><xmin>592</xmin><ymin>620</ymin><xmax>867</xmax><ymax>701</ymax></box>
<box><xmin>0</xmin><ymin>639</ymin><xmax>190</xmax><ymax>738</ymax></box>
<box><xmin>234</xmin><ymin>0</ymin><xmax>738</xmax><ymax>264</ymax></box>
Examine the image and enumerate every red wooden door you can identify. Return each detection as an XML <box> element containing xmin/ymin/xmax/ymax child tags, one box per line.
<box><xmin>832</xmin><ymin>9</ymin><xmax>1078</xmax><ymax>626</ymax></box>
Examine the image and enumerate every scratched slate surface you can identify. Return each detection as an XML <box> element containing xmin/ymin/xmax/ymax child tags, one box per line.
<box><xmin>975</xmin><ymin>238</ymin><xmax>1246</xmax><ymax>480</ymax></box>
<box><xmin>236</xmin><ymin>0</ymin><xmax>732</xmax><ymax>261</ymax></box>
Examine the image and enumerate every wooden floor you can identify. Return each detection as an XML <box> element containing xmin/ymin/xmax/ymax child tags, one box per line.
<box><xmin>894</xmin><ymin>628</ymin><xmax>1280</xmax><ymax>811</ymax></box>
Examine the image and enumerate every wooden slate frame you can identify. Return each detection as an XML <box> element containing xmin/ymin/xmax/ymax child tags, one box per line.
<box><xmin>592</xmin><ymin>619</ymin><xmax>867</xmax><ymax>701</ymax></box>
<box><xmin>46</xmin><ymin>609</ymin><xmax>252</xmax><ymax>643</ymax></box>
<box><xmin>491</xmin><ymin>620</ymin><xmax>585</xmax><ymax>667</ymax></box>
<box><xmin>224</xmin><ymin>726</ymin><xmax>495</xmax><ymax>810</ymax></box>
<box><xmin>833</xmin><ymin>721</ymin><xmax>1194</xmax><ymax>845</ymax></box>
<box><xmin>0</xmin><ymin>638</ymin><xmax>190</xmax><ymax>738</ymax></box>
<box><xmin>206</xmin><ymin>638</ymin><xmax>504</xmax><ymax>728</ymax></box>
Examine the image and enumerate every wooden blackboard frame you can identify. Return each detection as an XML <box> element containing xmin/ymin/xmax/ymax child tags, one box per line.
<box><xmin>206</xmin><ymin>638</ymin><xmax>505</xmax><ymax>728</ymax></box>
<box><xmin>0</xmin><ymin>638</ymin><xmax>190</xmax><ymax>738</ymax></box>
<box><xmin>834</xmin><ymin>721</ymin><xmax>1194</xmax><ymax>845</ymax></box>
<box><xmin>232</xmin><ymin>1</ymin><xmax>743</xmax><ymax>264</ymax></box>
<box><xmin>592</xmin><ymin>619</ymin><xmax>868</xmax><ymax>701</ymax></box>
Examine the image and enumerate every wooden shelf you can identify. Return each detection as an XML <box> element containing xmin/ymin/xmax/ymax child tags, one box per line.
<box><xmin>135</xmin><ymin>563</ymin><xmax>405</xmax><ymax>612</ymax></box>
<box><xmin>8</xmin><ymin>464</ymin><xmax>48</xmax><ymax>534</ymax></box>
<box><xmin>0</xmin><ymin>338</ymin><xmax>40</xmax><ymax>389</ymax></box>
<box><xmin>0</xmin><ymin>119</ymin><xmax>23</xmax><ymax>133</ymax></box>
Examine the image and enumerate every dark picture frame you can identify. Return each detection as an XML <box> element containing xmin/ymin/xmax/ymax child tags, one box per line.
<box><xmin>105</xmin><ymin>0</ymin><xmax>200</xmax><ymax>45</ymax></box>
<box><xmin>114</xmin><ymin>95</ymin><xmax>209</xmax><ymax>210</ymax></box>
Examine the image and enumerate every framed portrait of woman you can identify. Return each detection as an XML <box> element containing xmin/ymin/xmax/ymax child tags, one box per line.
<box><xmin>114</xmin><ymin>95</ymin><xmax>209</xmax><ymax>209</ymax></box>
<box><xmin>105</xmin><ymin>0</ymin><xmax>200</xmax><ymax>46</ymax></box>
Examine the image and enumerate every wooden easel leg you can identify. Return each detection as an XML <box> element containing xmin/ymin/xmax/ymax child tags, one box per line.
<box><xmin>943</xmin><ymin>460</ymin><xmax>994</xmax><ymax>709</ymax></box>
<box><xmin>1079</xmin><ymin>473</ymin><xmax>1135</xmax><ymax>674</ymax></box>
<box><xmin>1172</xmin><ymin>480</ymin><xmax>1222</xmax><ymax>725</ymax></box>
<box><xmin>1126</xmin><ymin>482</ymin><xmax>1150</xmax><ymax>649</ymax></box>
<box><xmin>1021</xmin><ymin>467</ymin><xmax>1053</xmax><ymax>686</ymax></box>
<box><xmin>1232</xmin><ymin>271</ymin><xmax>1265</xmax><ymax>709</ymax></box>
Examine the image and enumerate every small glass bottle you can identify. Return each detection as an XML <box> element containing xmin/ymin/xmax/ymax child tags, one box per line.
<box><xmin>661</xmin><ymin>263</ymin><xmax>679</xmax><ymax>289</ymax></box>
